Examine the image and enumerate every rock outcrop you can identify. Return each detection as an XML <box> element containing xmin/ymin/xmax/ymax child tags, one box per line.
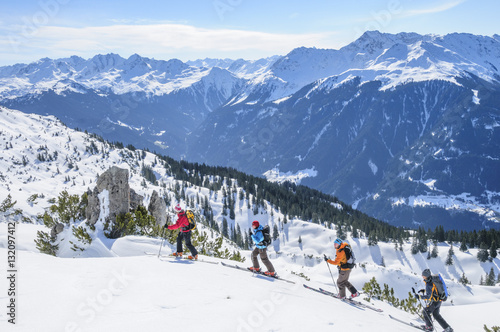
<box><xmin>148</xmin><ymin>190</ymin><xmax>167</xmax><ymax>227</ymax></box>
<box><xmin>86</xmin><ymin>166</ymin><xmax>133</xmax><ymax>226</ymax></box>
<box><xmin>86</xmin><ymin>166</ymin><xmax>167</xmax><ymax>234</ymax></box>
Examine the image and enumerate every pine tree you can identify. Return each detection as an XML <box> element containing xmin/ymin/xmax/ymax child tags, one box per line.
<box><xmin>459</xmin><ymin>239</ymin><xmax>468</xmax><ymax>252</ymax></box>
<box><xmin>458</xmin><ymin>273</ymin><xmax>470</xmax><ymax>285</ymax></box>
<box><xmin>490</xmin><ymin>241</ymin><xmax>498</xmax><ymax>259</ymax></box>
<box><xmin>222</xmin><ymin>218</ymin><xmax>229</xmax><ymax>238</ymax></box>
<box><xmin>336</xmin><ymin>224</ymin><xmax>345</xmax><ymax>240</ymax></box>
<box><xmin>352</xmin><ymin>227</ymin><xmax>359</xmax><ymax>238</ymax></box>
<box><xmin>477</xmin><ymin>242</ymin><xmax>489</xmax><ymax>262</ymax></box>
<box><xmin>486</xmin><ymin>268</ymin><xmax>496</xmax><ymax>286</ymax></box>
<box><xmin>431</xmin><ymin>243</ymin><xmax>439</xmax><ymax>258</ymax></box>
<box><xmin>368</xmin><ymin>232</ymin><xmax>378</xmax><ymax>246</ymax></box>
<box><xmin>445</xmin><ymin>245</ymin><xmax>454</xmax><ymax>265</ymax></box>
<box><xmin>272</xmin><ymin>224</ymin><xmax>279</xmax><ymax>241</ymax></box>
<box><xmin>411</xmin><ymin>237</ymin><xmax>419</xmax><ymax>255</ymax></box>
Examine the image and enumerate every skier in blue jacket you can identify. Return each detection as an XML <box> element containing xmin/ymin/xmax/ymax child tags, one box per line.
<box><xmin>249</xmin><ymin>221</ymin><xmax>276</xmax><ymax>276</ymax></box>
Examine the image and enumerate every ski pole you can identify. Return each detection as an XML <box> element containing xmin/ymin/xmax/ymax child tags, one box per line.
<box><xmin>412</xmin><ymin>288</ymin><xmax>436</xmax><ymax>332</ymax></box>
<box><xmin>157</xmin><ymin>227</ymin><xmax>167</xmax><ymax>258</ymax></box>
<box><xmin>324</xmin><ymin>254</ymin><xmax>339</xmax><ymax>294</ymax></box>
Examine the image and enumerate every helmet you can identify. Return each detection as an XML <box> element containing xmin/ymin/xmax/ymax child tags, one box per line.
<box><xmin>334</xmin><ymin>238</ymin><xmax>343</xmax><ymax>246</ymax></box>
<box><xmin>422</xmin><ymin>269</ymin><xmax>431</xmax><ymax>278</ymax></box>
<box><xmin>174</xmin><ymin>204</ymin><xmax>183</xmax><ymax>212</ymax></box>
<box><xmin>252</xmin><ymin>221</ymin><xmax>260</xmax><ymax>228</ymax></box>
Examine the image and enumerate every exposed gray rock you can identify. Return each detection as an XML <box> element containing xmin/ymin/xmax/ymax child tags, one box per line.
<box><xmin>86</xmin><ymin>187</ymin><xmax>100</xmax><ymax>226</ymax></box>
<box><xmin>130</xmin><ymin>188</ymin><xmax>144</xmax><ymax>211</ymax></box>
<box><xmin>86</xmin><ymin>166</ymin><xmax>131</xmax><ymax>227</ymax></box>
<box><xmin>50</xmin><ymin>223</ymin><xmax>64</xmax><ymax>241</ymax></box>
<box><xmin>148</xmin><ymin>190</ymin><xmax>167</xmax><ymax>226</ymax></box>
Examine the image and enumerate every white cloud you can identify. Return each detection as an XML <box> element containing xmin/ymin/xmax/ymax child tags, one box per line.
<box><xmin>399</xmin><ymin>0</ymin><xmax>466</xmax><ymax>18</ymax></box>
<box><xmin>0</xmin><ymin>23</ymin><xmax>340</xmax><ymax>63</ymax></box>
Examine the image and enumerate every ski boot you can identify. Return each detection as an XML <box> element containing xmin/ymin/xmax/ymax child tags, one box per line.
<box><xmin>264</xmin><ymin>271</ymin><xmax>276</xmax><ymax>277</ymax></box>
<box><xmin>248</xmin><ymin>267</ymin><xmax>261</xmax><ymax>273</ymax></box>
<box><xmin>187</xmin><ymin>255</ymin><xmax>198</xmax><ymax>260</ymax></box>
<box><xmin>420</xmin><ymin>325</ymin><xmax>433</xmax><ymax>331</ymax></box>
<box><xmin>171</xmin><ymin>252</ymin><xmax>183</xmax><ymax>257</ymax></box>
<box><xmin>351</xmin><ymin>292</ymin><xmax>360</xmax><ymax>299</ymax></box>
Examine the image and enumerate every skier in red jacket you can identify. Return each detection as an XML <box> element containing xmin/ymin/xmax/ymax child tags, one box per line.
<box><xmin>166</xmin><ymin>204</ymin><xmax>198</xmax><ymax>260</ymax></box>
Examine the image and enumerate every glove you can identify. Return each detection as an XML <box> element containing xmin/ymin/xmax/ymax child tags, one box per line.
<box><xmin>418</xmin><ymin>289</ymin><xmax>425</xmax><ymax>295</ymax></box>
<box><xmin>324</xmin><ymin>256</ymin><xmax>329</xmax><ymax>262</ymax></box>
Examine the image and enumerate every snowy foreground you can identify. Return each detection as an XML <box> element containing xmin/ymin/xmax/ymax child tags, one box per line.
<box><xmin>1</xmin><ymin>224</ymin><xmax>499</xmax><ymax>332</ymax></box>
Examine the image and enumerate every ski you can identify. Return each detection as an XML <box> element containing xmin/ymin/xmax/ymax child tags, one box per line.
<box><xmin>163</xmin><ymin>255</ymin><xmax>219</xmax><ymax>264</ymax></box>
<box><xmin>303</xmin><ymin>284</ymin><xmax>364</xmax><ymax>310</ymax></box>
<box><xmin>318</xmin><ymin>288</ymin><xmax>382</xmax><ymax>312</ymax></box>
<box><xmin>220</xmin><ymin>262</ymin><xmax>295</xmax><ymax>284</ymax></box>
<box><xmin>145</xmin><ymin>252</ymin><xmax>218</xmax><ymax>264</ymax></box>
<box><xmin>303</xmin><ymin>284</ymin><xmax>383</xmax><ymax>312</ymax></box>
<box><xmin>389</xmin><ymin>315</ymin><xmax>427</xmax><ymax>330</ymax></box>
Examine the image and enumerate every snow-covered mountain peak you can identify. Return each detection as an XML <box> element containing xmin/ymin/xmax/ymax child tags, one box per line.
<box><xmin>265</xmin><ymin>31</ymin><xmax>500</xmax><ymax>99</ymax></box>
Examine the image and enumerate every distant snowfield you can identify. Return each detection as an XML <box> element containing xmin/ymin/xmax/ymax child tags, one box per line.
<box><xmin>1</xmin><ymin>223</ymin><xmax>499</xmax><ymax>332</ymax></box>
<box><xmin>263</xmin><ymin>167</ymin><xmax>317</xmax><ymax>185</ymax></box>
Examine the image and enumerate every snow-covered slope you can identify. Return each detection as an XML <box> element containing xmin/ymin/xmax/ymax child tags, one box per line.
<box><xmin>1</xmin><ymin>223</ymin><xmax>499</xmax><ymax>331</ymax></box>
<box><xmin>230</xmin><ymin>31</ymin><xmax>500</xmax><ymax>104</ymax></box>
<box><xmin>1</xmin><ymin>107</ymin><xmax>499</xmax><ymax>331</ymax></box>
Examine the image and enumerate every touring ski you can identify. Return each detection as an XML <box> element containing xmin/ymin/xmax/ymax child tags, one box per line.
<box><xmin>303</xmin><ymin>284</ymin><xmax>383</xmax><ymax>312</ymax></box>
<box><xmin>303</xmin><ymin>284</ymin><xmax>365</xmax><ymax>310</ymax></box>
<box><xmin>220</xmin><ymin>262</ymin><xmax>295</xmax><ymax>284</ymax></box>
<box><xmin>389</xmin><ymin>315</ymin><xmax>428</xmax><ymax>330</ymax></box>
<box><xmin>318</xmin><ymin>288</ymin><xmax>382</xmax><ymax>312</ymax></box>
<box><xmin>145</xmin><ymin>252</ymin><xmax>218</xmax><ymax>264</ymax></box>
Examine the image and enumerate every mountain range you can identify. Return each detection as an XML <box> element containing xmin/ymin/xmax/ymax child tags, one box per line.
<box><xmin>1</xmin><ymin>31</ymin><xmax>499</xmax><ymax>231</ymax></box>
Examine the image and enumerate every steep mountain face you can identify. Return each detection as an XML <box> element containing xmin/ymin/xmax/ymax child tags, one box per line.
<box><xmin>188</xmin><ymin>32</ymin><xmax>500</xmax><ymax>231</ymax></box>
<box><xmin>1</xmin><ymin>31</ymin><xmax>499</xmax><ymax>230</ymax></box>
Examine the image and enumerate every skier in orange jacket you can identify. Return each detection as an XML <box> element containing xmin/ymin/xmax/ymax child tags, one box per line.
<box><xmin>325</xmin><ymin>238</ymin><xmax>360</xmax><ymax>299</ymax></box>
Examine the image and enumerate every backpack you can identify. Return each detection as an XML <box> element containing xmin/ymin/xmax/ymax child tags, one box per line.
<box><xmin>340</xmin><ymin>243</ymin><xmax>356</xmax><ymax>269</ymax></box>
<box><xmin>431</xmin><ymin>274</ymin><xmax>448</xmax><ymax>302</ymax></box>
<box><xmin>185</xmin><ymin>210</ymin><xmax>196</xmax><ymax>230</ymax></box>
<box><xmin>261</xmin><ymin>225</ymin><xmax>272</xmax><ymax>246</ymax></box>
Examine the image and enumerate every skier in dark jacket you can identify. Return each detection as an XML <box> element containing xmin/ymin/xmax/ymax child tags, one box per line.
<box><xmin>165</xmin><ymin>204</ymin><xmax>198</xmax><ymax>260</ymax></box>
<box><xmin>248</xmin><ymin>221</ymin><xmax>276</xmax><ymax>276</ymax></box>
<box><xmin>417</xmin><ymin>269</ymin><xmax>453</xmax><ymax>332</ymax></box>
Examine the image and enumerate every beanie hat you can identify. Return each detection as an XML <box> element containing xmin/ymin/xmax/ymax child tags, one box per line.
<box><xmin>174</xmin><ymin>204</ymin><xmax>183</xmax><ymax>212</ymax></box>
<box><xmin>422</xmin><ymin>269</ymin><xmax>431</xmax><ymax>278</ymax></box>
<box><xmin>334</xmin><ymin>238</ymin><xmax>343</xmax><ymax>246</ymax></box>
<box><xmin>252</xmin><ymin>221</ymin><xmax>260</xmax><ymax>228</ymax></box>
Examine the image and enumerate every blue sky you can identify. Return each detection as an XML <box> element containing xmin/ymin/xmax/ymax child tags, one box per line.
<box><xmin>0</xmin><ymin>0</ymin><xmax>498</xmax><ymax>66</ymax></box>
